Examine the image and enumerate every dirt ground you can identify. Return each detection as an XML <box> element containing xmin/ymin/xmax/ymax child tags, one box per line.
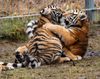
<box><xmin>0</xmin><ymin>25</ymin><xmax>100</xmax><ymax>79</ymax></box>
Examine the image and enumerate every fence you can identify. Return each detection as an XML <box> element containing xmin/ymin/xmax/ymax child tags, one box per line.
<box><xmin>0</xmin><ymin>0</ymin><xmax>100</xmax><ymax>21</ymax></box>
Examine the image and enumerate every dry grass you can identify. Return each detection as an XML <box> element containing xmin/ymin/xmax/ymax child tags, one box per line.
<box><xmin>0</xmin><ymin>57</ymin><xmax>100</xmax><ymax>79</ymax></box>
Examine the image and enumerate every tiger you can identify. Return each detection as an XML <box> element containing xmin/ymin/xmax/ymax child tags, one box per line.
<box><xmin>41</xmin><ymin>8</ymin><xmax>89</xmax><ymax>59</ymax></box>
<box><xmin>26</xmin><ymin>5</ymin><xmax>89</xmax><ymax>60</ymax></box>
<box><xmin>14</xmin><ymin>31</ymin><xmax>70</xmax><ymax>68</ymax></box>
<box><xmin>0</xmin><ymin>40</ymin><xmax>69</xmax><ymax>71</ymax></box>
<box><xmin>0</xmin><ymin>6</ymin><xmax>71</xmax><ymax>70</ymax></box>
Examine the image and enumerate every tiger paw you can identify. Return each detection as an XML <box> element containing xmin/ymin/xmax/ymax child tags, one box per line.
<box><xmin>60</xmin><ymin>57</ymin><xmax>71</xmax><ymax>63</ymax></box>
<box><xmin>72</xmin><ymin>55</ymin><xmax>82</xmax><ymax>60</ymax></box>
<box><xmin>64</xmin><ymin>57</ymin><xmax>71</xmax><ymax>61</ymax></box>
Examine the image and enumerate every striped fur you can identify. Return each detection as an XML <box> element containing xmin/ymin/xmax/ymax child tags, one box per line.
<box><xmin>40</xmin><ymin>5</ymin><xmax>69</xmax><ymax>27</ymax></box>
<box><xmin>42</xmin><ymin>9</ymin><xmax>89</xmax><ymax>59</ymax></box>
<box><xmin>26</xmin><ymin>20</ymin><xmax>38</xmax><ymax>39</ymax></box>
<box><xmin>15</xmin><ymin>27</ymin><xmax>69</xmax><ymax>68</ymax></box>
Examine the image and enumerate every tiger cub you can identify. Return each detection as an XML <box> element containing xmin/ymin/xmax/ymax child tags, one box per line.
<box><xmin>42</xmin><ymin>9</ymin><xmax>89</xmax><ymax>60</ymax></box>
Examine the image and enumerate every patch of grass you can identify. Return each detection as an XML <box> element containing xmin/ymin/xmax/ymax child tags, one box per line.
<box><xmin>0</xmin><ymin>17</ymin><xmax>38</xmax><ymax>41</ymax></box>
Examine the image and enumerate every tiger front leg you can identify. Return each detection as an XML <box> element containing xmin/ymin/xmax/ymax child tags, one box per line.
<box><xmin>57</xmin><ymin>57</ymin><xmax>71</xmax><ymax>63</ymax></box>
<box><xmin>63</xmin><ymin>47</ymin><xmax>82</xmax><ymax>61</ymax></box>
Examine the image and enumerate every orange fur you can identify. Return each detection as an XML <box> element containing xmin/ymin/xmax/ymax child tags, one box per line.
<box><xmin>43</xmin><ymin>18</ymin><xmax>89</xmax><ymax>60</ymax></box>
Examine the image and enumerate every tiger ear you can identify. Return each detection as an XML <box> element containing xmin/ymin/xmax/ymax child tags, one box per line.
<box><xmin>40</xmin><ymin>9</ymin><xmax>45</xmax><ymax>15</ymax></box>
<box><xmin>80</xmin><ymin>14</ymin><xmax>87</xmax><ymax>20</ymax></box>
<box><xmin>48</xmin><ymin>4</ymin><xmax>58</xmax><ymax>10</ymax></box>
<box><xmin>79</xmin><ymin>11</ymin><xmax>87</xmax><ymax>20</ymax></box>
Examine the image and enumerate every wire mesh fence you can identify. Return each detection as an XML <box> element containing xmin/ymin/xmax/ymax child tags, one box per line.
<box><xmin>0</xmin><ymin>0</ymin><xmax>99</xmax><ymax>21</ymax></box>
<box><xmin>0</xmin><ymin>0</ymin><xmax>85</xmax><ymax>16</ymax></box>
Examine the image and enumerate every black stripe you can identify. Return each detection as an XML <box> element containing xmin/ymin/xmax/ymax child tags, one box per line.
<box><xmin>27</xmin><ymin>31</ymin><xmax>32</xmax><ymax>35</ymax></box>
<box><xmin>40</xmin><ymin>56</ymin><xmax>51</xmax><ymax>64</ymax></box>
<box><xmin>43</xmin><ymin>52</ymin><xmax>53</xmax><ymax>56</ymax></box>
<box><xmin>33</xmin><ymin>37</ymin><xmax>45</xmax><ymax>42</ymax></box>
<box><xmin>37</xmin><ymin>43</ymin><xmax>48</xmax><ymax>47</ymax></box>
<box><xmin>27</xmin><ymin>25</ymin><xmax>32</xmax><ymax>28</ymax></box>
<box><xmin>2</xmin><ymin>63</ymin><xmax>7</xmax><ymax>65</ymax></box>
<box><xmin>32</xmin><ymin>21</ymin><xmax>37</xmax><ymax>25</ymax></box>
<box><xmin>33</xmin><ymin>27</ymin><xmax>37</xmax><ymax>33</ymax></box>
<box><xmin>36</xmin><ymin>31</ymin><xmax>50</xmax><ymax>38</ymax></box>
<box><xmin>13</xmin><ymin>63</ymin><xmax>18</xmax><ymax>68</ymax></box>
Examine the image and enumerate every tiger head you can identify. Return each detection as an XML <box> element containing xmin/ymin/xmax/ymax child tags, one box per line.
<box><xmin>40</xmin><ymin>5</ymin><xmax>69</xmax><ymax>25</ymax></box>
<box><xmin>64</xmin><ymin>9</ymin><xmax>88</xmax><ymax>27</ymax></box>
<box><xmin>15</xmin><ymin>45</ymin><xmax>29</xmax><ymax>63</ymax></box>
<box><xmin>40</xmin><ymin>5</ymin><xmax>88</xmax><ymax>28</ymax></box>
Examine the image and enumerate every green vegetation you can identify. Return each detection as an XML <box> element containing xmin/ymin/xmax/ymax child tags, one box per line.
<box><xmin>0</xmin><ymin>17</ymin><xmax>37</xmax><ymax>41</ymax></box>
